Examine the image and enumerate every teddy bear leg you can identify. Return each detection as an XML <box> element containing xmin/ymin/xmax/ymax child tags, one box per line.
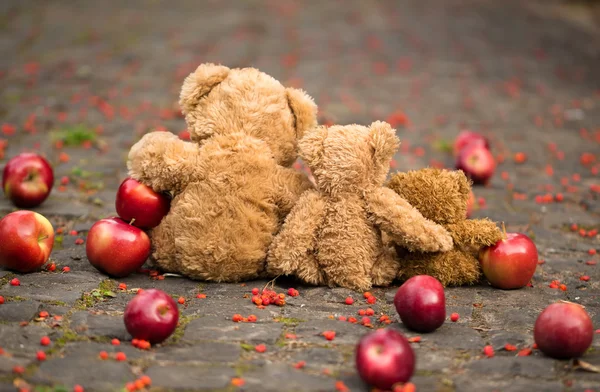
<box><xmin>371</xmin><ymin>246</ymin><xmax>400</xmax><ymax>287</ymax></box>
<box><xmin>396</xmin><ymin>247</ymin><xmax>481</xmax><ymax>286</ymax></box>
<box><xmin>148</xmin><ymin>216</ymin><xmax>179</xmax><ymax>274</ymax></box>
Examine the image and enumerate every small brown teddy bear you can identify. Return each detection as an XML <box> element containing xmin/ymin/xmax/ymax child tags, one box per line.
<box><xmin>127</xmin><ymin>63</ymin><xmax>317</xmax><ymax>282</ymax></box>
<box><xmin>386</xmin><ymin>168</ymin><xmax>503</xmax><ymax>286</ymax></box>
<box><xmin>266</xmin><ymin>122</ymin><xmax>454</xmax><ymax>291</ymax></box>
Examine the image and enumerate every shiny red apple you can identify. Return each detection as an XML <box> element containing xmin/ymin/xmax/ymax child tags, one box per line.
<box><xmin>115</xmin><ymin>178</ymin><xmax>170</xmax><ymax>229</ymax></box>
<box><xmin>0</xmin><ymin>211</ymin><xmax>54</xmax><ymax>272</ymax></box>
<box><xmin>2</xmin><ymin>153</ymin><xmax>54</xmax><ymax>208</ymax></box>
<box><xmin>86</xmin><ymin>217</ymin><xmax>150</xmax><ymax>278</ymax></box>
<box><xmin>479</xmin><ymin>232</ymin><xmax>538</xmax><ymax>289</ymax></box>
<box><xmin>453</xmin><ymin>130</ymin><xmax>490</xmax><ymax>156</ymax></box>
<box><xmin>456</xmin><ymin>144</ymin><xmax>496</xmax><ymax>185</ymax></box>
<box><xmin>355</xmin><ymin>328</ymin><xmax>415</xmax><ymax>390</ymax></box>
<box><xmin>534</xmin><ymin>302</ymin><xmax>593</xmax><ymax>359</ymax></box>
<box><xmin>394</xmin><ymin>275</ymin><xmax>446</xmax><ymax>333</ymax></box>
<box><xmin>124</xmin><ymin>289</ymin><xmax>179</xmax><ymax>344</ymax></box>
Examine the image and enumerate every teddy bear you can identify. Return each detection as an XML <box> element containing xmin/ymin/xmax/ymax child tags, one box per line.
<box><xmin>127</xmin><ymin>63</ymin><xmax>318</xmax><ymax>282</ymax></box>
<box><xmin>266</xmin><ymin>122</ymin><xmax>454</xmax><ymax>291</ymax></box>
<box><xmin>386</xmin><ymin>168</ymin><xmax>503</xmax><ymax>286</ymax></box>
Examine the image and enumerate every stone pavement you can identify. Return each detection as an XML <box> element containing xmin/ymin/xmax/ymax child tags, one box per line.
<box><xmin>1</xmin><ymin>0</ymin><xmax>599</xmax><ymax>391</ymax></box>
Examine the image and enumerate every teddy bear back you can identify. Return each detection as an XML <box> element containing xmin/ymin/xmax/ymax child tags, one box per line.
<box><xmin>298</xmin><ymin>121</ymin><xmax>399</xmax><ymax>196</ymax></box>
<box><xmin>180</xmin><ymin>63</ymin><xmax>317</xmax><ymax>167</ymax></box>
<box><xmin>386</xmin><ymin>168</ymin><xmax>470</xmax><ymax>225</ymax></box>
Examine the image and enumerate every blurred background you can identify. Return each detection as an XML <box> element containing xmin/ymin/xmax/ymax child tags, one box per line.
<box><xmin>0</xmin><ymin>0</ymin><xmax>599</xmax><ymax>217</ymax></box>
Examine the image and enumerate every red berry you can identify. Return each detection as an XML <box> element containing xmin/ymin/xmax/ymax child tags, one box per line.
<box><xmin>365</xmin><ymin>308</ymin><xmax>375</xmax><ymax>316</ymax></box>
<box><xmin>125</xmin><ymin>382</ymin><xmax>136</xmax><ymax>392</ymax></box>
<box><xmin>99</xmin><ymin>351</ymin><xmax>109</xmax><ymax>360</ymax></box>
<box><xmin>40</xmin><ymin>336</ymin><xmax>51</xmax><ymax>346</ymax></box>
<box><xmin>74</xmin><ymin>238</ymin><xmax>84</xmax><ymax>245</ymax></box>
<box><xmin>140</xmin><ymin>376</ymin><xmax>152</xmax><ymax>386</ymax></box>
<box><xmin>247</xmin><ymin>315</ymin><xmax>257</xmax><ymax>323</ymax></box>
<box><xmin>254</xmin><ymin>344</ymin><xmax>267</xmax><ymax>353</ymax></box>
<box><xmin>504</xmin><ymin>344</ymin><xmax>517</xmax><ymax>351</ymax></box>
<box><xmin>62</xmin><ymin>266</ymin><xmax>71</xmax><ymax>273</ymax></box>
<box><xmin>361</xmin><ymin>317</ymin><xmax>371</xmax><ymax>325</ymax></box>
<box><xmin>348</xmin><ymin>317</ymin><xmax>358</xmax><ymax>323</ymax></box>
<box><xmin>39</xmin><ymin>311</ymin><xmax>49</xmax><ymax>318</ymax></box>
<box><xmin>344</xmin><ymin>297</ymin><xmax>354</xmax><ymax>305</ymax></box>
<box><xmin>483</xmin><ymin>345</ymin><xmax>494</xmax><ymax>358</ymax></box>
<box><xmin>118</xmin><ymin>283</ymin><xmax>127</xmax><ymax>290</ymax></box>
<box><xmin>0</xmin><ymin>296</ymin><xmax>4</xmax><ymax>304</ymax></box>
<box><xmin>232</xmin><ymin>314</ymin><xmax>243</xmax><ymax>322</ymax></box>
<box><xmin>10</xmin><ymin>278</ymin><xmax>20</xmax><ymax>286</ymax></box>
<box><xmin>408</xmin><ymin>336</ymin><xmax>422</xmax><ymax>343</ymax></box>
<box><xmin>363</xmin><ymin>292</ymin><xmax>372</xmax><ymax>299</ymax></box>
<box><xmin>196</xmin><ymin>293</ymin><xmax>206</xmax><ymax>299</ymax></box>
<box><xmin>450</xmin><ymin>313</ymin><xmax>460</xmax><ymax>322</ymax></box>
<box><xmin>131</xmin><ymin>338</ymin><xmax>139</xmax><ymax>347</ymax></box>
<box><xmin>115</xmin><ymin>352</ymin><xmax>127</xmax><ymax>361</ymax></box>
<box><xmin>178</xmin><ymin>297</ymin><xmax>185</xmax><ymax>305</ymax></box>
<box><xmin>366</xmin><ymin>296</ymin><xmax>376</xmax><ymax>304</ymax></box>
<box><xmin>588</xmin><ymin>249</ymin><xmax>597</xmax><ymax>255</ymax></box>
<box><xmin>338</xmin><ymin>316</ymin><xmax>347</xmax><ymax>321</ymax></box>
<box><xmin>73</xmin><ymin>385</ymin><xmax>84</xmax><ymax>392</ymax></box>
<box><xmin>36</xmin><ymin>351</ymin><xmax>46</xmax><ymax>361</ymax></box>
<box><xmin>580</xmin><ymin>275</ymin><xmax>590</xmax><ymax>282</ymax></box>
<box><xmin>358</xmin><ymin>309</ymin><xmax>366</xmax><ymax>316</ymax></box>
<box><xmin>111</xmin><ymin>338</ymin><xmax>120</xmax><ymax>346</ymax></box>
<box><xmin>322</xmin><ymin>330</ymin><xmax>336</xmax><ymax>341</ymax></box>
<box><xmin>12</xmin><ymin>365</ymin><xmax>25</xmax><ymax>374</ymax></box>
<box><xmin>251</xmin><ymin>288</ymin><xmax>259</xmax><ymax>296</ymax></box>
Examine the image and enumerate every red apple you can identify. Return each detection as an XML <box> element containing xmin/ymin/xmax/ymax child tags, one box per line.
<box><xmin>479</xmin><ymin>232</ymin><xmax>538</xmax><ymax>289</ymax></box>
<box><xmin>0</xmin><ymin>211</ymin><xmax>54</xmax><ymax>272</ymax></box>
<box><xmin>534</xmin><ymin>302</ymin><xmax>593</xmax><ymax>359</ymax></box>
<box><xmin>115</xmin><ymin>178</ymin><xmax>170</xmax><ymax>229</ymax></box>
<box><xmin>2</xmin><ymin>153</ymin><xmax>54</xmax><ymax>208</ymax></box>
<box><xmin>355</xmin><ymin>328</ymin><xmax>415</xmax><ymax>390</ymax></box>
<box><xmin>124</xmin><ymin>288</ymin><xmax>179</xmax><ymax>344</ymax></box>
<box><xmin>453</xmin><ymin>130</ymin><xmax>490</xmax><ymax>156</ymax></box>
<box><xmin>86</xmin><ymin>217</ymin><xmax>150</xmax><ymax>278</ymax></box>
<box><xmin>394</xmin><ymin>275</ymin><xmax>446</xmax><ymax>333</ymax></box>
<box><xmin>456</xmin><ymin>144</ymin><xmax>496</xmax><ymax>185</ymax></box>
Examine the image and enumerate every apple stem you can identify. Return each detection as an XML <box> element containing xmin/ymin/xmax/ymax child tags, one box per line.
<box><xmin>129</xmin><ymin>218</ymin><xmax>136</xmax><ymax>226</ymax></box>
<box><xmin>501</xmin><ymin>222</ymin><xmax>507</xmax><ymax>240</ymax></box>
<box><xmin>38</xmin><ymin>235</ymin><xmax>48</xmax><ymax>241</ymax></box>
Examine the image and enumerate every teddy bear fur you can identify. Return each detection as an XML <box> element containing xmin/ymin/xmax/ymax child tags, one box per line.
<box><xmin>386</xmin><ymin>168</ymin><xmax>503</xmax><ymax>286</ymax></box>
<box><xmin>127</xmin><ymin>63</ymin><xmax>317</xmax><ymax>282</ymax></box>
<box><xmin>266</xmin><ymin>122</ymin><xmax>454</xmax><ymax>291</ymax></box>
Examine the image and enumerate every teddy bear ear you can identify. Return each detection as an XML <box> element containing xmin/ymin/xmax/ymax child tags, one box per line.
<box><xmin>298</xmin><ymin>125</ymin><xmax>328</xmax><ymax>167</ymax></box>
<box><xmin>286</xmin><ymin>88</ymin><xmax>318</xmax><ymax>140</ymax></box>
<box><xmin>179</xmin><ymin>63</ymin><xmax>230</xmax><ymax>115</ymax></box>
<box><xmin>453</xmin><ymin>169</ymin><xmax>472</xmax><ymax>197</ymax></box>
<box><xmin>368</xmin><ymin>121</ymin><xmax>399</xmax><ymax>165</ymax></box>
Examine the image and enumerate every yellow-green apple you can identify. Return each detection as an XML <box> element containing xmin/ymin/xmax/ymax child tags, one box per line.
<box><xmin>86</xmin><ymin>217</ymin><xmax>150</xmax><ymax>277</ymax></box>
<box><xmin>2</xmin><ymin>153</ymin><xmax>54</xmax><ymax>208</ymax></box>
<box><xmin>0</xmin><ymin>211</ymin><xmax>54</xmax><ymax>272</ymax></box>
<box><xmin>479</xmin><ymin>232</ymin><xmax>538</xmax><ymax>289</ymax></box>
<box><xmin>534</xmin><ymin>302</ymin><xmax>593</xmax><ymax>359</ymax></box>
<box><xmin>124</xmin><ymin>289</ymin><xmax>179</xmax><ymax>344</ymax></box>
<box><xmin>115</xmin><ymin>178</ymin><xmax>170</xmax><ymax>229</ymax></box>
<box><xmin>355</xmin><ymin>328</ymin><xmax>415</xmax><ymax>390</ymax></box>
<box><xmin>456</xmin><ymin>144</ymin><xmax>495</xmax><ymax>185</ymax></box>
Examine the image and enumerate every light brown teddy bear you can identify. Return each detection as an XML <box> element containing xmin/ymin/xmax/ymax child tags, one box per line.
<box><xmin>386</xmin><ymin>168</ymin><xmax>503</xmax><ymax>286</ymax></box>
<box><xmin>127</xmin><ymin>63</ymin><xmax>317</xmax><ymax>282</ymax></box>
<box><xmin>266</xmin><ymin>122</ymin><xmax>454</xmax><ymax>291</ymax></box>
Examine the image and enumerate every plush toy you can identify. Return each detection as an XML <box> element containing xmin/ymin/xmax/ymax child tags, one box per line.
<box><xmin>127</xmin><ymin>63</ymin><xmax>318</xmax><ymax>282</ymax></box>
<box><xmin>386</xmin><ymin>168</ymin><xmax>503</xmax><ymax>286</ymax></box>
<box><xmin>266</xmin><ymin>122</ymin><xmax>454</xmax><ymax>291</ymax></box>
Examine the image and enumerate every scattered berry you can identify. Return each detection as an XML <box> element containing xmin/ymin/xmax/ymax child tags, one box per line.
<box><xmin>450</xmin><ymin>313</ymin><xmax>459</xmax><ymax>322</ymax></box>
<box><xmin>177</xmin><ymin>297</ymin><xmax>185</xmax><ymax>305</ymax></box>
<box><xmin>322</xmin><ymin>330</ymin><xmax>336</xmax><ymax>341</ymax></box>
<box><xmin>247</xmin><ymin>314</ymin><xmax>257</xmax><ymax>323</ymax></box>
<box><xmin>12</xmin><ymin>365</ymin><xmax>25</xmax><ymax>374</ymax></box>
<box><xmin>62</xmin><ymin>266</ymin><xmax>71</xmax><ymax>273</ymax></box>
<box><xmin>408</xmin><ymin>336</ymin><xmax>422</xmax><ymax>343</ymax></box>
<box><xmin>140</xmin><ymin>376</ymin><xmax>152</xmax><ymax>386</ymax></box>
<box><xmin>10</xmin><ymin>278</ymin><xmax>20</xmax><ymax>286</ymax></box>
<box><xmin>504</xmin><ymin>344</ymin><xmax>517</xmax><ymax>351</ymax></box>
<box><xmin>483</xmin><ymin>345</ymin><xmax>494</xmax><ymax>358</ymax></box>
<box><xmin>344</xmin><ymin>297</ymin><xmax>354</xmax><ymax>305</ymax></box>
<box><xmin>365</xmin><ymin>308</ymin><xmax>375</xmax><ymax>316</ymax></box>
<box><xmin>118</xmin><ymin>283</ymin><xmax>127</xmax><ymax>290</ymax></box>
<box><xmin>335</xmin><ymin>380</ymin><xmax>350</xmax><ymax>392</ymax></box>
<box><xmin>196</xmin><ymin>293</ymin><xmax>206</xmax><ymax>299</ymax></box>
<box><xmin>39</xmin><ymin>311</ymin><xmax>49</xmax><ymax>318</ymax></box>
<box><xmin>232</xmin><ymin>314</ymin><xmax>243</xmax><ymax>322</ymax></box>
<box><xmin>111</xmin><ymin>338</ymin><xmax>120</xmax><ymax>346</ymax></box>
<box><xmin>517</xmin><ymin>348</ymin><xmax>532</xmax><ymax>356</ymax></box>
<box><xmin>99</xmin><ymin>351</ymin><xmax>109</xmax><ymax>360</ymax></box>
<box><xmin>74</xmin><ymin>238</ymin><xmax>84</xmax><ymax>245</ymax></box>
<box><xmin>366</xmin><ymin>295</ymin><xmax>376</xmax><ymax>304</ymax></box>
<box><xmin>338</xmin><ymin>316</ymin><xmax>347</xmax><ymax>321</ymax></box>
<box><xmin>231</xmin><ymin>378</ymin><xmax>245</xmax><ymax>387</ymax></box>
<box><xmin>46</xmin><ymin>262</ymin><xmax>56</xmax><ymax>272</ymax></box>
<box><xmin>294</xmin><ymin>360</ymin><xmax>306</xmax><ymax>369</ymax></box>
<box><xmin>254</xmin><ymin>344</ymin><xmax>267</xmax><ymax>353</ymax></box>
<box><xmin>40</xmin><ymin>336</ymin><xmax>51</xmax><ymax>346</ymax></box>
<box><xmin>287</xmin><ymin>288</ymin><xmax>299</xmax><ymax>297</ymax></box>
<box><xmin>580</xmin><ymin>275</ymin><xmax>590</xmax><ymax>282</ymax></box>
<box><xmin>115</xmin><ymin>352</ymin><xmax>127</xmax><ymax>361</ymax></box>
<box><xmin>73</xmin><ymin>385</ymin><xmax>84</xmax><ymax>392</ymax></box>
<box><xmin>251</xmin><ymin>288</ymin><xmax>259</xmax><ymax>295</ymax></box>
<box><xmin>589</xmin><ymin>249</ymin><xmax>597</xmax><ymax>255</ymax></box>
<box><xmin>36</xmin><ymin>351</ymin><xmax>46</xmax><ymax>361</ymax></box>
<box><xmin>0</xmin><ymin>296</ymin><xmax>4</xmax><ymax>304</ymax></box>
<box><xmin>363</xmin><ymin>292</ymin><xmax>372</xmax><ymax>299</ymax></box>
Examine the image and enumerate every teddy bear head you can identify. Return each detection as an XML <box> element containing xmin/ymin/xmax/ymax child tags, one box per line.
<box><xmin>386</xmin><ymin>168</ymin><xmax>471</xmax><ymax>225</ymax></box>
<box><xmin>299</xmin><ymin>121</ymin><xmax>399</xmax><ymax>194</ymax></box>
<box><xmin>179</xmin><ymin>63</ymin><xmax>317</xmax><ymax>167</ymax></box>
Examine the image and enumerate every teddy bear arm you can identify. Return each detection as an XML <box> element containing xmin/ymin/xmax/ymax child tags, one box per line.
<box><xmin>272</xmin><ymin>166</ymin><xmax>315</xmax><ymax>219</ymax></box>
<box><xmin>365</xmin><ymin>187</ymin><xmax>453</xmax><ymax>253</ymax></box>
<box><xmin>266</xmin><ymin>190</ymin><xmax>326</xmax><ymax>285</ymax></box>
<box><xmin>446</xmin><ymin>218</ymin><xmax>503</xmax><ymax>248</ymax></box>
<box><xmin>127</xmin><ymin>131</ymin><xmax>203</xmax><ymax>194</ymax></box>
